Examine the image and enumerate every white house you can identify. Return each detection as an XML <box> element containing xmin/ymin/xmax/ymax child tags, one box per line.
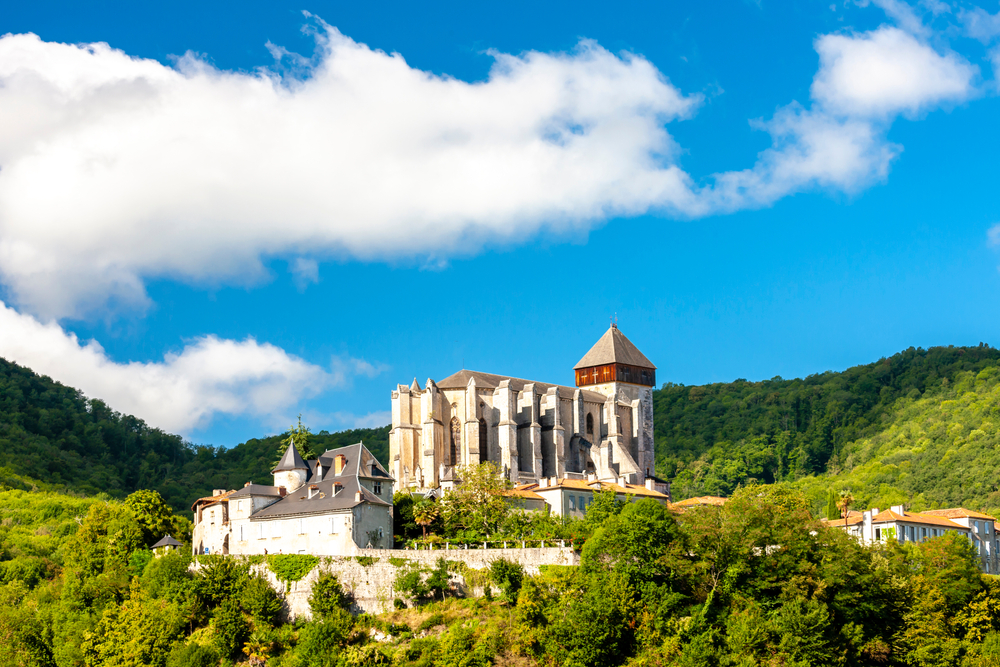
<box><xmin>511</xmin><ymin>475</ymin><xmax>670</xmax><ymax>518</ymax></box>
<box><xmin>827</xmin><ymin>505</ymin><xmax>998</xmax><ymax>573</ymax></box>
<box><xmin>191</xmin><ymin>442</ymin><xmax>394</xmax><ymax>556</ymax></box>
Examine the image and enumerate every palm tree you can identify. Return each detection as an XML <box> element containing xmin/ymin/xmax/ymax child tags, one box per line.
<box><xmin>413</xmin><ymin>500</ymin><xmax>439</xmax><ymax>539</ymax></box>
<box><xmin>837</xmin><ymin>491</ymin><xmax>854</xmax><ymax>532</ymax></box>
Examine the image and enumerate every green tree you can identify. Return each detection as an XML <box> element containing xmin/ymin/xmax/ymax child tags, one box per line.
<box><xmin>273</xmin><ymin>414</ymin><xmax>317</xmax><ymax>466</ymax></box>
<box><xmin>439</xmin><ymin>462</ymin><xmax>512</xmax><ymax>539</ymax></box>
<box><xmin>309</xmin><ymin>573</ymin><xmax>351</xmax><ymax>618</ymax></box>
<box><xmin>81</xmin><ymin>579</ymin><xmax>183</xmax><ymax>667</ymax></box>
<box><xmin>412</xmin><ymin>500</ymin><xmax>440</xmax><ymax>539</ymax></box>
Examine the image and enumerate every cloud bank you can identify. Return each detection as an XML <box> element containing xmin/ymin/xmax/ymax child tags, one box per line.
<box><xmin>0</xmin><ymin>14</ymin><xmax>978</xmax><ymax>320</ymax></box>
<box><xmin>0</xmin><ymin>7</ymin><xmax>983</xmax><ymax>435</ymax></box>
<box><xmin>0</xmin><ymin>300</ymin><xmax>383</xmax><ymax>435</ymax></box>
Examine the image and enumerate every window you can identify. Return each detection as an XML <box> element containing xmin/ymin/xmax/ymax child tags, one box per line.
<box><xmin>330</xmin><ymin>517</ymin><xmax>339</xmax><ymax>534</ymax></box>
<box><xmin>299</xmin><ymin>519</ymin><xmax>305</xmax><ymax>534</ymax></box>
<box><xmin>373</xmin><ymin>481</ymin><xmax>382</xmax><ymax>495</ymax></box>
<box><xmin>239</xmin><ymin>525</ymin><xmax>244</xmax><ymax>541</ymax></box>
<box><xmin>450</xmin><ymin>417</ymin><xmax>461</xmax><ymax>466</ymax></box>
<box><xmin>922</xmin><ymin>527</ymin><xmax>927</xmax><ymax>540</ymax></box>
<box><xmin>875</xmin><ymin>528</ymin><xmax>881</xmax><ymax>541</ymax></box>
<box><xmin>479</xmin><ymin>417</ymin><xmax>488</xmax><ymax>463</ymax></box>
<box><xmin>569</xmin><ymin>496</ymin><xmax>576</xmax><ymax>511</ymax></box>
<box><xmin>586</xmin><ymin>413</ymin><xmax>594</xmax><ymax>436</ymax></box>
<box><xmin>579</xmin><ymin>496</ymin><xmax>586</xmax><ymax>511</ymax></box>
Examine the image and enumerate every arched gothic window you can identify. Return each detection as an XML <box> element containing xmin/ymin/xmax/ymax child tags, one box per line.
<box><xmin>586</xmin><ymin>413</ymin><xmax>594</xmax><ymax>437</ymax></box>
<box><xmin>450</xmin><ymin>417</ymin><xmax>461</xmax><ymax>466</ymax></box>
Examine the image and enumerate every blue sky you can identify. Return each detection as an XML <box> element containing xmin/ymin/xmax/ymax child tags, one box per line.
<box><xmin>1</xmin><ymin>0</ymin><xmax>999</xmax><ymax>448</ymax></box>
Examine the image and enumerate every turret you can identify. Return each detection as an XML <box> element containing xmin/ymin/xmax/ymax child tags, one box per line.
<box><xmin>272</xmin><ymin>442</ymin><xmax>309</xmax><ymax>493</ymax></box>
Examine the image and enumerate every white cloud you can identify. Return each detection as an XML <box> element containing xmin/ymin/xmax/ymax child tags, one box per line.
<box><xmin>0</xmin><ymin>299</ymin><xmax>384</xmax><ymax>434</ymax></box>
<box><xmin>811</xmin><ymin>27</ymin><xmax>976</xmax><ymax>117</ymax></box>
<box><xmin>290</xmin><ymin>257</ymin><xmax>319</xmax><ymax>290</ymax></box>
<box><xmin>0</xmin><ymin>15</ymin><xmax>979</xmax><ymax>319</ymax></box>
<box><xmin>0</xmin><ymin>25</ymin><xmax>701</xmax><ymax>319</ymax></box>
<box><xmin>961</xmin><ymin>5</ymin><xmax>1000</xmax><ymax>43</ymax></box>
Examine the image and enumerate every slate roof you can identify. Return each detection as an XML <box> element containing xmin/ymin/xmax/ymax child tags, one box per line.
<box><xmin>435</xmin><ymin>369</ymin><xmax>606</xmax><ymax>403</ymax></box>
<box><xmin>152</xmin><ymin>535</ymin><xmax>182</xmax><ymax>548</ymax></box>
<box><xmin>574</xmin><ymin>325</ymin><xmax>656</xmax><ymax>370</ymax></box>
<box><xmin>229</xmin><ymin>483</ymin><xmax>283</xmax><ymax>499</ymax></box>
<box><xmin>250</xmin><ymin>443</ymin><xmax>391</xmax><ymax>520</ymax></box>
<box><xmin>272</xmin><ymin>442</ymin><xmax>308</xmax><ymax>473</ymax></box>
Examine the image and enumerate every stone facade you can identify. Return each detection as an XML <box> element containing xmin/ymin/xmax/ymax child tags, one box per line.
<box><xmin>390</xmin><ymin>325</ymin><xmax>657</xmax><ymax>490</ymax></box>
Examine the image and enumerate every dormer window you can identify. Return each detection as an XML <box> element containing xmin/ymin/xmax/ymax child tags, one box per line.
<box><xmin>373</xmin><ymin>481</ymin><xmax>382</xmax><ymax>495</ymax></box>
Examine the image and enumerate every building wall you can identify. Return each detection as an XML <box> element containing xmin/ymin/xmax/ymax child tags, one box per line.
<box><xmin>390</xmin><ymin>377</ymin><xmax>650</xmax><ymax>490</ymax></box>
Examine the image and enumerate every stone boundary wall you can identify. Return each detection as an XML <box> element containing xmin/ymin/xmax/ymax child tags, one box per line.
<box><xmin>196</xmin><ymin>547</ymin><xmax>579</xmax><ymax>618</ymax></box>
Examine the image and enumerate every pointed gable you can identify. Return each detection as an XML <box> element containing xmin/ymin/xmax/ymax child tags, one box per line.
<box><xmin>271</xmin><ymin>442</ymin><xmax>308</xmax><ymax>473</ymax></box>
<box><xmin>574</xmin><ymin>325</ymin><xmax>656</xmax><ymax>370</ymax></box>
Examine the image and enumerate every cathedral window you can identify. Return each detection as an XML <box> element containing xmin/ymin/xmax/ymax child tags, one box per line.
<box><xmin>450</xmin><ymin>417</ymin><xmax>461</xmax><ymax>465</ymax></box>
<box><xmin>479</xmin><ymin>417</ymin><xmax>488</xmax><ymax>463</ymax></box>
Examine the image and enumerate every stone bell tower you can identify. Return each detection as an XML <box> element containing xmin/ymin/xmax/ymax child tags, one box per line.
<box><xmin>574</xmin><ymin>324</ymin><xmax>656</xmax><ymax>483</ymax></box>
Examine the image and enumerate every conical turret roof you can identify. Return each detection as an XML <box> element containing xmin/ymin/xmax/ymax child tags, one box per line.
<box><xmin>272</xmin><ymin>442</ymin><xmax>308</xmax><ymax>473</ymax></box>
<box><xmin>574</xmin><ymin>325</ymin><xmax>656</xmax><ymax>370</ymax></box>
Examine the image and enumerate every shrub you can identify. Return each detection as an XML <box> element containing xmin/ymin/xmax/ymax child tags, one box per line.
<box><xmin>240</xmin><ymin>574</ymin><xmax>283</xmax><ymax>627</ymax></box>
<box><xmin>166</xmin><ymin>641</ymin><xmax>219</xmax><ymax>667</ymax></box>
<box><xmin>295</xmin><ymin>610</ymin><xmax>354</xmax><ymax>667</ymax></box>
<box><xmin>488</xmin><ymin>558</ymin><xmax>524</xmax><ymax>604</ymax></box>
<box><xmin>309</xmin><ymin>573</ymin><xmax>351</xmax><ymax>618</ymax></box>
<box><xmin>212</xmin><ymin>599</ymin><xmax>249</xmax><ymax>659</ymax></box>
<box><xmin>427</xmin><ymin>558</ymin><xmax>450</xmax><ymax>600</ymax></box>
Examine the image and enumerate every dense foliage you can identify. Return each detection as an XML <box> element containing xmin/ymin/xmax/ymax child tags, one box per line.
<box><xmin>658</xmin><ymin>344</ymin><xmax>1000</xmax><ymax>503</ymax></box>
<box><xmin>8</xmin><ymin>482</ymin><xmax>1000</xmax><ymax>666</ymax></box>
<box><xmin>0</xmin><ymin>357</ymin><xmax>388</xmax><ymax>513</ymax></box>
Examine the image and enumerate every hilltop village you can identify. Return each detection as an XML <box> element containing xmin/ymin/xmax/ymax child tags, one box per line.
<box><xmin>189</xmin><ymin>325</ymin><xmax>1000</xmax><ymax>575</ymax></box>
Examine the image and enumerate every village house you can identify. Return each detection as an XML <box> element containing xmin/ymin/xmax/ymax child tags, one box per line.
<box><xmin>191</xmin><ymin>442</ymin><xmax>394</xmax><ymax>556</ymax></box>
<box><xmin>827</xmin><ymin>505</ymin><xmax>999</xmax><ymax>573</ymax></box>
<box><xmin>510</xmin><ymin>476</ymin><xmax>670</xmax><ymax>518</ymax></box>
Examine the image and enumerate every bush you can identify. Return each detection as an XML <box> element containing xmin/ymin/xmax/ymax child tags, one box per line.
<box><xmin>427</xmin><ymin>558</ymin><xmax>451</xmax><ymax>600</ymax></box>
<box><xmin>240</xmin><ymin>574</ymin><xmax>283</xmax><ymax>627</ymax></box>
<box><xmin>395</xmin><ymin>564</ymin><xmax>430</xmax><ymax>601</ymax></box>
<box><xmin>488</xmin><ymin>558</ymin><xmax>523</xmax><ymax>604</ymax></box>
<box><xmin>166</xmin><ymin>641</ymin><xmax>219</xmax><ymax>667</ymax></box>
<box><xmin>212</xmin><ymin>599</ymin><xmax>249</xmax><ymax>659</ymax></box>
<box><xmin>309</xmin><ymin>572</ymin><xmax>351</xmax><ymax>618</ymax></box>
<box><xmin>295</xmin><ymin>610</ymin><xmax>354</xmax><ymax>667</ymax></box>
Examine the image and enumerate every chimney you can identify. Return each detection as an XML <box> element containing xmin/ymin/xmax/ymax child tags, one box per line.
<box><xmin>645</xmin><ymin>478</ymin><xmax>655</xmax><ymax>491</ymax></box>
<box><xmin>279</xmin><ymin>487</ymin><xmax>287</xmax><ymax>497</ymax></box>
<box><xmin>335</xmin><ymin>455</ymin><xmax>347</xmax><ymax>475</ymax></box>
<box><xmin>539</xmin><ymin>478</ymin><xmax>549</xmax><ymax>488</ymax></box>
<box><xmin>891</xmin><ymin>504</ymin><xmax>906</xmax><ymax>515</ymax></box>
<box><xmin>308</xmin><ymin>484</ymin><xmax>319</xmax><ymax>500</ymax></box>
<box><xmin>586</xmin><ymin>472</ymin><xmax>597</xmax><ymax>482</ymax></box>
<box><xmin>244</xmin><ymin>481</ymin><xmax>251</xmax><ymax>488</ymax></box>
<box><xmin>871</xmin><ymin>507</ymin><xmax>880</xmax><ymax>517</ymax></box>
<box><xmin>863</xmin><ymin>510</ymin><xmax>873</xmax><ymax>542</ymax></box>
<box><xmin>355</xmin><ymin>490</ymin><xmax>362</xmax><ymax>502</ymax></box>
<box><xmin>213</xmin><ymin>489</ymin><xmax>226</xmax><ymax>496</ymax></box>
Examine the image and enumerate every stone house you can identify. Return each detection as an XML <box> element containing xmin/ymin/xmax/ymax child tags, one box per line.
<box><xmin>389</xmin><ymin>325</ymin><xmax>657</xmax><ymax>491</ymax></box>
<box><xmin>191</xmin><ymin>442</ymin><xmax>394</xmax><ymax>556</ymax></box>
<box><xmin>827</xmin><ymin>505</ymin><xmax>999</xmax><ymax>573</ymax></box>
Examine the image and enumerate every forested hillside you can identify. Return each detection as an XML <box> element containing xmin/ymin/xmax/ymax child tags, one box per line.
<box><xmin>656</xmin><ymin>345</ymin><xmax>1000</xmax><ymax>505</ymax></box>
<box><xmin>0</xmin><ymin>357</ymin><xmax>388</xmax><ymax>513</ymax></box>
<box><xmin>6</xmin><ymin>343</ymin><xmax>1000</xmax><ymax>518</ymax></box>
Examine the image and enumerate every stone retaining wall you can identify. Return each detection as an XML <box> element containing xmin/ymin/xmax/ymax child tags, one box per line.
<box><xmin>223</xmin><ymin>546</ymin><xmax>579</xmax><ymax>618</ymax></box>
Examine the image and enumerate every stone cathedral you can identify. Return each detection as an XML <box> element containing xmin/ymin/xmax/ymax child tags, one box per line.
<box><xmin>389</xmin><ymin>325</ymin><xmax>656</xmax><ymax>490</ymax></box>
